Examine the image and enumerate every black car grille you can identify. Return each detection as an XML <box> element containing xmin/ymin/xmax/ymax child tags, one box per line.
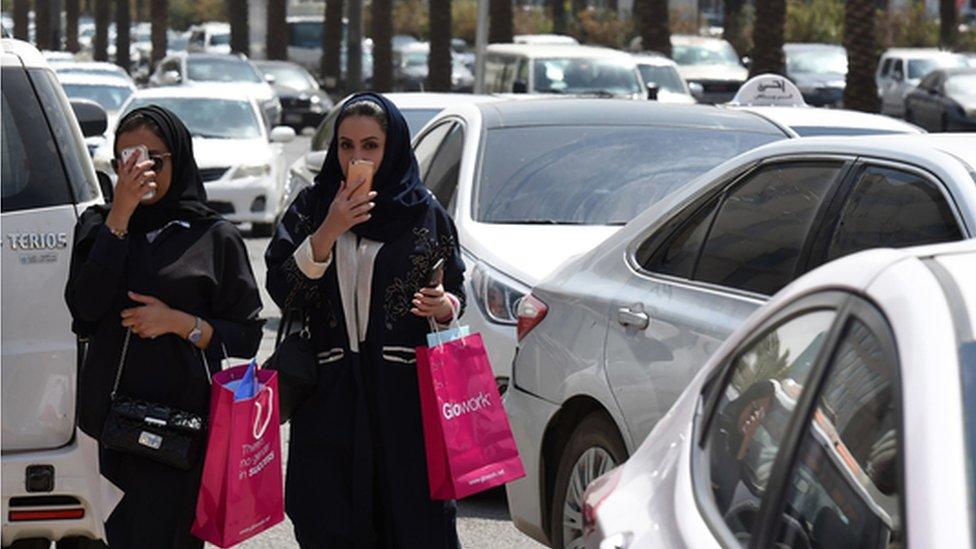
<box><xmin>207</xmin><ymin>201</ymin><xmax>235</xmax><ymax>214</ymax></box>
<box><xmin>280</xmin><ymin>97</ymin><xmax>312</xmax><ymax>109</ymax></box>
<box><xmin>200</xmin><ymin>167</ymin><xmax>230</xmax><ymax>182</ymax></box>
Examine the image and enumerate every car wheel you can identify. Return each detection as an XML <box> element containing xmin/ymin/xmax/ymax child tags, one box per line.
<box><xmin>550</xmin><ymin>412</ymin><xmax>627</xmax><ymax>549</ymax></box>
<box><xmin>251</xmin><ymin>222</ymin><xmax>274</xmax><ymax>238</ymax></box>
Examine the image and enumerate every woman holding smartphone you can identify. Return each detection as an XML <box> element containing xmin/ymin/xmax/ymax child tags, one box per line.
<box><xmin>265</xmin><ymin>93</ymin><xmax>465</xmax><ymax>548</ymax></box>
<box><xmin>65</xmin><ymin>105</ymin><xmax>264</xmax><ymax>548</ymax></box>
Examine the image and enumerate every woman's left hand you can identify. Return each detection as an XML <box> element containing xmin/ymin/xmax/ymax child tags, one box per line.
<box><xmin>411</xmin><ymin>284</ymin><xmax>453</xmax><ymax>320</ymax></box>
<box><xmin>121</xmin><ymin>291</ymin><xmax>182</xmax><ymax>339</ymax></box>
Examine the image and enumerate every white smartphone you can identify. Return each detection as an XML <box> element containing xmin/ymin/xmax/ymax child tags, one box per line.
<box><xmin>120</xmin><ymin>145</ymin><xmax>156</xmax><ymax>201</ymax></box>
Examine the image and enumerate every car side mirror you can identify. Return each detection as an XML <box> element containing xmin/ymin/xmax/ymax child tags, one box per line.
<box><xmin>70</xmin><ymin>99</ymin><xmax>108</xmax><ymax>138</ymax></box>
<box><xmin>264</xmin><ymin>73</ymin><xmax>276</xmax><ymax>85</ymax></box>
<box><xmin>741</xmin><ymin>56</ymin><xmax>752</xmax><ymax>70</ymax></box>
<box><xmin>270</xmin><ymin>126</ymin><xmax>296</xmax><ymax>143</ymax></box>
<box><xmin>688</xmin><ymin>82</ymin><xmax>704</xmax><ymax>99</ymax></box>
<box><xmin>513</xmin><ymin>80</ymin><xmax>528</xmax><ymax>93</ymax></box>
<box><xmin>305</xmin><ymin>150</ymin><xmax>327</xmax><ymax>174</ymax></box>
<box><xmin>646</xmin><ymin>83</ymin><xmax>659</xmax><ymax>100</ymax></box>
<box><xmin>163</xmin><ymin>70</ymin><xmax>182</xmax><ymax>85</ymax></box>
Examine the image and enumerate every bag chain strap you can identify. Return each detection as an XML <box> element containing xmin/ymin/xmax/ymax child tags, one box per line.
<box><xmin>110</xmin><ymin>328</ymin><xmax>223</xmax><ymax>400</ymax></box>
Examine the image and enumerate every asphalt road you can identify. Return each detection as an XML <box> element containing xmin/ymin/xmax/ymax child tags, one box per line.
<box><xmin>213</xmin><ymin>135</ymin><xmax>544</xmax><ymax>549</ymax></box>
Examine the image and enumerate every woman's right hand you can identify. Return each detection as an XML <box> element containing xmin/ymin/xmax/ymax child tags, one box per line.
<box><xmin>108</xmin><ymin>154</ymin><xmax>156</xmax><ymax>226</ymax></box>
<box><xmin>319</xmin><ymin>178</ymin><xmax>376</xmax><ymax>238</ymax></box>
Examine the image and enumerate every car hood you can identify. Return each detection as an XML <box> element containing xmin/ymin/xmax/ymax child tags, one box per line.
<box><xmin>192</xmin><ymin>137</ymin><xmax>272</xmax><ymax>168</ymax></box>
<box><xmin>791</xmin><ymin>72</ymin><xmax>846</xmax><ymax>88</ymax></box>
<box><xmin>678</xmin><ymin>64</ymin><xmax>748</xmax><ymax>82</ymax></box>
<box><xmin>462</xmin><ymin>223</ymin><xmax>620</xmax><ymax>285</ymax></box>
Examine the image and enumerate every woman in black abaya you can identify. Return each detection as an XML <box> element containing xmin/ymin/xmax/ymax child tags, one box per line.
<box><xmin>65</xmin><ymin>105</ymin><xmax>264</xmax><ymax>548</ymax></box>
<box><xmin>265</xmin><ymin>93</ymin><xmax>465</xmax><ymax>548</ymax></box>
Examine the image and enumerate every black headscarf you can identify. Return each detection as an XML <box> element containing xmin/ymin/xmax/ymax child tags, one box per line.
<box><xmin>310</xmin><ymin>92</ymin><xmax>432</xmax><ymax>243</ymax></box>
<box><xmin>112</xmin><ymin>105</ymin><xmax>221</xmax><ymax>233</ymax></box>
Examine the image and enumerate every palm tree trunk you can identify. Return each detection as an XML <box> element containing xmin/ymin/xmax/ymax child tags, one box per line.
<box><xmin>66</xmin><ymin>0</ymin><xmax>80</xmax><ymax>52</ymax></box>
<box><xmin>94</xmin><ymin>0</ymin><xmax>110</xmax><ymax>60</ymax></box>
<box><xmin>489</xmin><ymin>0</ymin><xmax>513</xmax><ymax>43</ymax></box>
<box><xmin>843</xmin><ymin>0</ymin><xmax>878</xmax><ymax>112</ymax></box>
<box><xmin>723</xmin><ymin>0</ymin><xmax>747</xmax><ymax>58</ymax></box>
<box><xmin>372</xmin><ymin>0</ymin><xmax>394</xmax><ymax>91</ymax></box>
<box><xmin>750</xmin><ymin>0</ymin><xmax>785</xmax><ymax>76</ymax></box>
<box><xmin>13</xmin><ymin>0</ymin><xmax>30</xmax><ymax>41</ymax></box>
<box><xmin>428</xmin><ymin>0</ymin><xmax>452</xmax><ymax>91</ymax></box>
<box><xmin>939</xmin><ymin>0</ymin><xmax>957</xmax><ymax>49</ymax></box>
<box><xmin>116</xmin><ymin>0</ymin><xmax>131</xmax><ymax>72</ymax></box>
<box><xmin>322</xmin><ymin>0</ymin><xmax>344</xmax><ymax>89</ymax></box>
<box><xmin>150</xmin><ymin>0</ymin><xmax>167</xmax><ymax>67</ymax></box>
<box><xmin>36</xmin><ymin>0</ymin><xmax>52</xmax><ymax>49</ymax></box>
<box><xmin>267</xmin><ymin>0</ymin><xmax>287</xmax><ymax>60</ymax></box>
<box><xmin>637</xmin><ymin>0</ymin><xmax>670</xmax><ymax>56</ymax></box>
<box><xmin>571</xmin><ymin>0</ymin><xmax>585</xmax><ymax>23</ymax></box>
<box><xmin>550</xmin><ymin>0</ymin><xmax>566</xmax><ymax>34</ymax></box>
<box><xmin>228</xmin><ymin>0</ymin><xmax>250</xmax><ymax>55</ymax></box>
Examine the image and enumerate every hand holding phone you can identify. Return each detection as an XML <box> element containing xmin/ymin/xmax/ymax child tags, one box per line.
<box><xmin>425</xmin><ymin>257</ymin><xmax>446</xmax><ymax>288</ymax></box>
<box><xmin>120</xmin><ymin>145</ymin><xmax>157</xmax><ymax>201</ymax></box>
<box><xmin>347</xmin><ymin>160</ymin><xmax>374</xmax><ymax>199</ymax></box>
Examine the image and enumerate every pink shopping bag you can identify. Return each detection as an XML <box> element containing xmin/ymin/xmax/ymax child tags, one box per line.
<box><xmin>416</xmin><ymin>332</ymin><xmax>525</xmax><ymax>500</ymax></box>
<box><xmin>191</xmin><ymin>363</ymin><xmax>284</xmax><ymax>547</ymax></box>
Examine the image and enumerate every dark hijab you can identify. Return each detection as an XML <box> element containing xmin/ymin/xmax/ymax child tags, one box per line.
<box><xmin>310</xmin><ymin>92</ymin><xmax>432</xmax><ymax>243</ymax></box>
<box><xmin>111</xmin><ymin>105</ymin><xmax>221</xmax><ymax>233</ymax></box>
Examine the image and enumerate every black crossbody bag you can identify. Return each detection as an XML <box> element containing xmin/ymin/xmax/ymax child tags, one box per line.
<box><xmin>262</xmin><ymin>309</ymin><xmax>317</xmax><ymax>424</ymax></box>
<box><xmin>100</xmin><ymin>329</ymin><xmax>210</xmax><ymax>471</ymax></box>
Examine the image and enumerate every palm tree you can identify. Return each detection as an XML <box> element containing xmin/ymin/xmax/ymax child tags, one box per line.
<box><xmin>723</xmin><ymin>0</ymin><xmax>747</xmax><ymax>59</ymax></box>
<box><xmin>12</xmin><ymin>0</ymin><xmax>29</xmax><ymax>41</ymax></box>
<box><xmin>940</xmin><ymin>0</ymin><xmax>957</xmax><ymax>49</ymax></box>
<box><xmin>150</xmin><ymin>0</ymin><xmax>167</xmax><ymax>67</ymax></box>
<box><xmin>94</xmin><ymin>0</ymin><xmax>110</xmax><ymax>61</ymax></box>
<box><xmin>36</xmin><ymin>0</ymin><xmax>52</xmax><ymax>49</ymax></box>
<box><xmin>843</xmin><ymin>0</ymin><xmax>877</xmax><ymax>112</ymax></box>
<box><xmin>750</xmin><ymin>0</ymin><xmax>785</xmax><ymax>76</ymax></box>
<box><xmin>66</xmin><ymin>0</ymin><xmax>80</xmax><ymax>52</ymax></box>
<box><xmin>489</xmin><ymin>0</ymin><xmax>513</xmax><ymax>43</ymax></box>
<box><xmin>428</xmin><ymin>0</ymin><xmax>452</xmax><ymax>91</ymax></box>
<box><xmin>267</xmin><ymin>0</ymin><xmax>287</xmax><ymax>60</ymax></box>
<box><xmin>228</xmin><ymin>0</ymin><xmax>250</xmax><ymax>55</ymax></box>
<box><xmin>322</xmin><ymin>0</ymin><xmax>344</xmax><ymax>90</ymax></box>
<box><xmin>637</xmin><ymin>0</ymin><xmax>670</xmax><ymax>56</ymax></box>
<box><xmin>372</xmin><ymin>0</ymin><xmax>394</xmax><ymax>91</ymax></box>
<box><xmin>550</xmin><ymin>0</ymin><xmax>566</xmax><ymax>34</ymax></box>
<box><xmin>116</xmin><ymin>0</ymin><xmax>131</xmax><ymax>72</ymax></box>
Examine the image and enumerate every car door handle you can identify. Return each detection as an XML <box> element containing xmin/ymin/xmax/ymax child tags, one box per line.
<box><xmin>617</xmin><ymin>307</ymin><xmax>649</xmax><ymax>330</ymax></box>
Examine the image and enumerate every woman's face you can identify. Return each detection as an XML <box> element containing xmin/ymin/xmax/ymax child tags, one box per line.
<box><xmin>337</xmin><ymin>115</ymin><xmax>385</xmax><ymax>182</ymax></box>
<box><xmin>115</xmin><ymin>126</ymin><xmax>172</xmax><ymax>205</ymax></box>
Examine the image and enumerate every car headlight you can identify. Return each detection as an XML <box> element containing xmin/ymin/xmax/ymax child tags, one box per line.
<box><xmin>231</xmin><ymin>163</ymin><xmax>271</xmax><ymax>179</ymax></box>
<box><xmin>470</xmin><ymin>261</ymin><xmax>530</xmax><ymax>325</ymax></box>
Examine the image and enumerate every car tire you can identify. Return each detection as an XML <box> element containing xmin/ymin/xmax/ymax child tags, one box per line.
<box><xmin>549</xmin><ymin>412</ymin><xmax>627</xmax><ymax>549</ymax></box>
<box><xmin>251</xmin><ymin>222</ymin><xmax>274</xmax><ymax>238</ymax></box>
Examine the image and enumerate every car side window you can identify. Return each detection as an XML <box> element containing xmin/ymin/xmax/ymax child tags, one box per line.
<box><xmin>825</xmin><ymin>165</ymin><xmax>962</xmax><ymax>263</ymax></box>
<box><xmin>772</xmin><ymin>318</ymin><xmax>901</xmax><ymax>549</ymax></box>
<box><xmin>412</xmin><ymin>122</ymin><xmax>453</xmax><ymax>181</ymax></box>
<box><xmin>694</xmin><ymin>162</ymin><xmax>844</xmax><ymax>295</ymax></box>
<box><xmin>637</xmin><ymin>196</ymin><xmax>721</xmax><ymax>279</ymax></box>
<box><xmin>704</xmin><ymin>310</ymin><xmax>837</xmax><ymax>544</ymax></box>
<box><xmin>892</xmin><ymin>59</ymin><xmax>904</xmax><ymax>77</ymax></box>
<box><xmin>161</xmin><ymin>58</ymin><xmax>179</xmax><ymax>75</ymax></box>
<box><xmin>311</xmin><ymin>106</ymin><xmax>342</xmax><ymax>151</ymax></box>
<box><xmin>880</xmin><ymin>59</ymin><xmax>892</xmax><ymax>77</ymax></box>
<box><xmin>423</xmin><ymin>123</ymin><xmax>464</xmax><ymax>209</ymax></box>
<box><xmin>1</xmin><ymin>67</ymin><xmax>76</xmax><ymax>212</ymax></box>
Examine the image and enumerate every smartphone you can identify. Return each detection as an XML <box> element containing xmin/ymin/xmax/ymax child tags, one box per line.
<box><xmin>120</xmin><ymin>145</ymin><xmax>156</xmax><ymax>201</ymax></box>
<box><xmin>347</xmin><ymin>160</ymin><xmax>374</xmax><ymax>199</ymax></box>
<box><xmin>425</xmin><ymin>257</ymin><xmax>445</xmax><ymax>288</ymax></box>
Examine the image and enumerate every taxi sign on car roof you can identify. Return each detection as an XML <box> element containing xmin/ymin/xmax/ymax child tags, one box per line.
<box><xmin>728</xmin><ymin>73</ymin><xmax>807</xmax><ymax>107</ymax></box>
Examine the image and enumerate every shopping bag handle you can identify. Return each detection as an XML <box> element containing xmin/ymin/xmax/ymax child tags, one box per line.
<box><xmin>252</xmin><ymin>386</ymin><xmax>274</xmax><ymax>440</ymax></box>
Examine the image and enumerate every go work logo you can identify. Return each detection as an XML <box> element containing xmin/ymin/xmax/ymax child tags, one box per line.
<box><xmin>442</xmin><ymin>391</ymin><xmax>493</xmax><ymax>420</ymax></box>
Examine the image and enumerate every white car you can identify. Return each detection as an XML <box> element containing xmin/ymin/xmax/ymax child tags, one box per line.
<box><xmin>186</xmin><ymin>21</ymin><xmax>231</xmax><ymax>55</ymax></box>
<box><xmin>94</xmin><ymin>85</ymin><xmax>295</xmax><ymax>236</ymax></box>
<box><xmin>415</xmin><ymin>99</ymin><xmax>790</xmax><ymax>390</ymax></box>
<box><xmin>669</xmin><ymin>35</ymin><xmax>749</xmax><ymax>104</ymax></box>
<box><xmin>583</xmin><ymin>238</ymin><xmax>976</xmax><ymax>549</ymax></box>
<box><xmin>53</xmin><ymin>61</ymin><xmax>134</xmax><ymax>85</ymax></box>
<box><xmin>876</xmin><ymin>48</ymin><xmax>968</xmax><ymax>118</ymax></box>
<box><xmin>504</xmin><ymin>133</ymin><xmax>976</xmax><ymax>548</ymax></box>
<box><xmin>56</xmin><ymin>72</ymin><xmax>136</xmax><ymax>143</ymax></box>
<box><xmin>631</xmin><ymin>53</ymin><xmax>697</xmax><ymax>105</ymax></box>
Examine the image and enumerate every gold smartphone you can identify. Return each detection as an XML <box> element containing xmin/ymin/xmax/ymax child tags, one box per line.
<box><xmin>347</xmin><ymin>160</ymin><xmax>374</xmax><ymax>198</ymax></box>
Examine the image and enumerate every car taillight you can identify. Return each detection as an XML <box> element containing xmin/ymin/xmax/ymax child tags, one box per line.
<box><xmin>516</xmin><ymin>293</ymin><xmax>548</xmax><ymax>342</ymax></box>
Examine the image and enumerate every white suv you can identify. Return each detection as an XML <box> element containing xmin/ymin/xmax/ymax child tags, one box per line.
<box><xmin>875</xmin><ymin>48</ymin><xmax>967</xmax><ymax>117</ymax></box>
<box><xmin>1</xmin><ymin>39</ymin><xmax>115</xmax><ymax>548</ymax></box>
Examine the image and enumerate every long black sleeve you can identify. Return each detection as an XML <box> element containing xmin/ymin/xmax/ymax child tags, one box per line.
<box><xmin>65</xmin><ymin>209</ymin><xmax>128</xmax><ymax>335</ymax></box>
<box><xmin>264</xmin><ymin>188</ymin><xmax>330</xmax><ymax>313</ymax></box>
<box><xmin>204</xmin><ymin>222</ymin><xmax>264</xmax><ymax>361</ymax></box>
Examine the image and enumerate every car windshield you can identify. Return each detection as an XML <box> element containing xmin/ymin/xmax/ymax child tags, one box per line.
<box><xmin>261</xmin><ymin>64</ymin><xmax>314</xmax><ymax>91</ymax></box>
<box><xmin>533</xmin><ymin>58</ymin><xmax>642</xmax><ymax>95</ymax></box>
<box><xmin>908</xmin><ymin>56</ymin><xmax>967</xmax><ymax>79</ymax></box>
<box><xmin>124</xmin><ymin>97</ymin><xmax>261</xmax><ymax>139</ymax></box>
<box><xmin>638</xmin><ymin>64</ymin><xmax>687</xmax><ymax>93</ymax></box>
<box><xmin>672</xmin><ymin>42</ymin><xmax>741</xmax><ymax>67</ymax></box>
<box><xmin>946</xmin><ymin>74</ymin><xmax>976</xmax><ymax>98</ymax></box>
<box><xmin>476</xmin><ymin>125</ymin><xmax>783</xmax><ymax>224</ymax></box>
<box><xmin>56</xmin><ymin>66</ymin><xmax>125</xmax><ymax>79</ymax></box>
<box><xmin>62</xmin><ymin>83</ymin><xmax>132</xmax><ymax>112</ymax></box>
<box><xmin>786</xmin><ymin>49</ymin><xmax>847</xmax><ymax>75</ymax></box>
<box><xmin>402</xmin><ymin>109</ymin><xmax>442</xmax><ymax>137</ymax></box>
<box><xmin>210</xmin><ymin>33</ymin><xmax>231</xmax><ymax>46</ymax></box>
<box><xmin>404</xmin><ymin>52</ymin><xmax>428</xmax><ymax>68</ymax></box>
<box><xmin>187</xmin><ymin>58</ymin><xmax>262</xmax><ymax>83</ymax></box>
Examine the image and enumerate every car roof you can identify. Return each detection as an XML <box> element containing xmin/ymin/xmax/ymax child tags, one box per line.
<box><xmin>175</xmin><ymin>52</ymin><xmax>248</xmax><ymax>62</ymax></box>
<box><xmin>1</xmin><ymin>38</ymin><xmax>51</xmax><ymax>70</ymax></box>
<box><xmin>129</xmin><ymin>85</ymin><xmax>256</xmax><ymax>102</ymax></box>
<box><xmin>733</xmin><ymin>106</ymin><xmax>924</xmax><ymax>135</ymax></box>
<box><xmin>670</xmin><ymin>34</ymin><xmax>731</xmax><ymax>46</ymax></box>
<box><xmin>56</xmin><ymin>72</ymin><xmax>136</xmax><ymax>88</ymax></box>
<box><xmin>54</xmin><ymin>60</ymin><xmax>127</xmax><ymax>72</ymax></box>
<box><xmin>476</xmin><ymin>98</ymin><xmax>787</xmax><ymax>134</ymax></box>
<box><xmin>882</xmin><ymin>48</ymin><xmax>961</xmax><ymax>58</ymax></box>
<box><xmin>253</xmin><ymin>59</ymin><xmax>303</xmax><ymax>68</ymax></box>
<box><xmin>189</xmin><ymin>22</ymin><xmax>230</xmax><ymax>31</ymax></box>
<box><xmin>382</xmin><ymin>92</ymin><xmax>503</xmax><ymax>109</ymax></box>
<box><xmin>486</xmin><ymin>43</ymin><xmax>637</xmax><ymax>59</ymax></box>
<box><xmin>783</xmin><ymin>42</ymin><xmax>846</xmax><ymax>51</ymax></box>
<box><xmin>632</xmin><ymin>54</ymin><xmax>679</xmax><ymax>67</ymax></box>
